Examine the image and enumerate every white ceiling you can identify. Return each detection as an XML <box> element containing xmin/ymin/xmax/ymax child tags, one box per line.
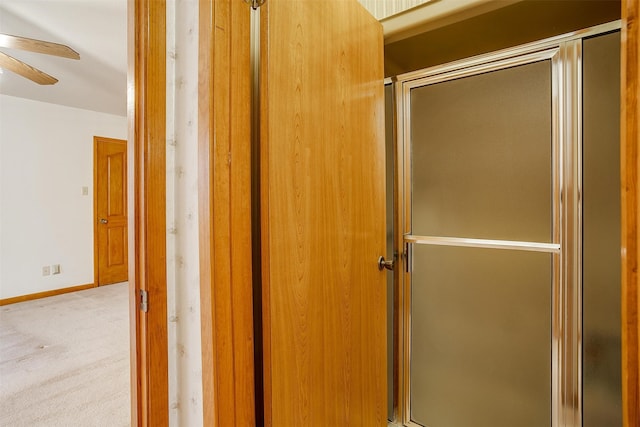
<box><xmin>0</xmin><ymin>0</ymin><xmax>127</xmax><ymax>116</ymax></box>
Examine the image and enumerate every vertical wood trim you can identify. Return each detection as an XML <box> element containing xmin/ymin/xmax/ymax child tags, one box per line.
<box><xmin>198</xmin><ymin>1</ymin><xmax>255</xmax><ymax>425</ymax></box>
<box><xmin>229</xmin><ymin>2</ymin><xmax>256</xmax><ymax>425</ymax></box>
<box><xmin>622</xmin><ymin>1</ymin><xmax>640</xmax><ymax>426</ymax></box>
<box><xmin>127</xmin><ymin>0</ymin><xmax>141</xmax><ymax>423</ymax></box>
<box><xmin>211</xmin><ymin>2</ymin><xmax>235</xmax><ymax>422</ymax></box>
<box><xmin>130</xmin><ymin>0</ymin><xmax>169</xmax><ymax>425</ymax></box>
<box><xmin>94</xmin><ymin>136</ymin><xmax>100</xmax><ymax>289</ymax></box>
<box><xmin>259</xmin><ymin>4</ymin><xmax>272</xmax><ymax>425</ymax></box>
<box><xmin>197</xmin><ymin>2</ymin><xmax>215</xmax><ymax>424</ymax></box>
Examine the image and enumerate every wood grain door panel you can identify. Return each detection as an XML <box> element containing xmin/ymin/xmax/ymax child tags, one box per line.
<box><xmin>95</xmin><ymin>136</ymin><xmax>128</xmax><ymax>285</ymax></box>
<box><xmin>260</xmin><ymin>1</ymin><xmax>387</xmax><ymax>425</ymax></box>
<box><xmin>622</xmin><ymin>1</ymin><xmax>640</xmax><ymax>425</ymax></box>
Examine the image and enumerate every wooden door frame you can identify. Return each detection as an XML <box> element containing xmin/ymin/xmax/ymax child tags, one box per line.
<box><xmin>129</xmin><ymin>0</ymin><xmax>256</xmax><ymax>425</ymax></box>
<box><xmin>197</xmin><ymin>1</ymin><xmax>256</xmax><ymax>425</ymax></box>
<box><xmin>622</xmin><ymin>1</ymin><xmax>640</xmax><ymax>426</ymax></box>
<box><xmin>129</xmin><ymin>0</ymin><xmax>168</xmax><ymax>426</ymax></box>
<box><xmin>93</xmin><ymin>136</ymin><xmax>128</xmax><ymax>288</ymax></box>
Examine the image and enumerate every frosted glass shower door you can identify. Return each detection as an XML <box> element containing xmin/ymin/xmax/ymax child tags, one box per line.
<box><xmin>405</xmin><ymin>57</ymin><xmax>558</xmax><ymax>427</ymax></box>
<box><xmin>582</xmin><ymin>30</ymin><xmax>621</xmax><ymax>426</ymax></box>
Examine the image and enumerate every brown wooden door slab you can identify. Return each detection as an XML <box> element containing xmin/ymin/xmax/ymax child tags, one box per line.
<box><xmin>95</xmin><ymin>136</ymin><xmax>128</xmax><ymax>286</ymax></box>
<box><xmin>260</xmin><ymin>0</ymin><xmax>387</xmax><ymax>425</ymax></box>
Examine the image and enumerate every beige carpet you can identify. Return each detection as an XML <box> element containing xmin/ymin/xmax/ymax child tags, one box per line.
<box><xmin>0</xmin><ymin>283</ymin><xmax>130</xmax><ymax>426</ymax></box>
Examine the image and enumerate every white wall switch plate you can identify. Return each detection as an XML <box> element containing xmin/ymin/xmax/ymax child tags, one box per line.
<box><xmin>42</xmin><ymin>266</ymin><xmax>50</xmax><ymax>276</ymax></box>
<box><xmin>52</xmin><ymin>264</ymin><xmax>61</xmax><ymax>275</ymax></box>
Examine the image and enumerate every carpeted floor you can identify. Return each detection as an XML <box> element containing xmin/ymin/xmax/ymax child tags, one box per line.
<box><xmin>0</xmin><ymin>283</ymin><xmax>130</xmax><ymax>427</ymax></box>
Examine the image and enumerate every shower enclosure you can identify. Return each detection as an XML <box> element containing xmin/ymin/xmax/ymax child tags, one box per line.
<box><xmin>388</xmin><ymin>22</ymin><xmax>621</xmax><ymax>427</ymax></box>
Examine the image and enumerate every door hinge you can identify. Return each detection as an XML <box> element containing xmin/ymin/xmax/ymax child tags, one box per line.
<box><xmin>244</xmin><ymin>0</ymin><xmax>265</xmax><ymax>10</ymax></box>
<box><xmin>139</xmin><ymin>289</ymin><xmax>149</xmax><ymax>313</ymax></box>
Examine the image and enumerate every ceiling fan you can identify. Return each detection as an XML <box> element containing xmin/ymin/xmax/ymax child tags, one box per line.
<box><xmin>0</xmin><ymin>33</ymin><xmax>80</xmax><ymax>85</ymax></box>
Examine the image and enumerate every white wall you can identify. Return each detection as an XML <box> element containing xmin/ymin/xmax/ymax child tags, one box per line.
<box><xmin>0</xmin><ymin>94</ymin><xmax>127</xmax><ymax>299</ymax></box>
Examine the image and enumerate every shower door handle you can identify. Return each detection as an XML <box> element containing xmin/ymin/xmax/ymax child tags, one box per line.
<box><xmin>378</xmin><ymin>256</ymin><xmax>394</xmax><ymax>271</ymax></box>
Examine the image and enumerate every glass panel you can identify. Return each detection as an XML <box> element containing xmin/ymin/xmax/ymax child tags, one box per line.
<box><xmin>385</xmin><ymin>83</ymin><xmax>395</xmax><ymax>420</ymax></box>
<box><xmin>410</xmin><ymin>61</ymin><xmax>552</xmax><ymax>242</ymax></box>
<box><xmin>410</xmin><ymin>245</ymin><xmax>551</xmax><ymax>427</ymax></box>
<box><xmin>583</xmin><ymin>31</ymin><xmax>622</xmax><ymax>426</ymax></box>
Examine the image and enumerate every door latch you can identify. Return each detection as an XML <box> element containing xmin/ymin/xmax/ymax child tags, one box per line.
<box><xmin>378</xmin><ymin>256</ymin><xmax>394</xmax><ymax>271</ymax></box>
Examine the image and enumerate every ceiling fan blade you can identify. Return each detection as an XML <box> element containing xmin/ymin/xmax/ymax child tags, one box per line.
<box><xmin>0</xmin><ymin>51</ymin><xmax>58</xmax><ymax>85</ymax></box>
<box><xmin>0</xmin><ymin>33</ymin><xmax>79</xmax><ymax>60</ymax></box>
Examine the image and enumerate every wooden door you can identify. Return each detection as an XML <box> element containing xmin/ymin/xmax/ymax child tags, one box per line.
<box><xmin>260</xmin><ymin>0</ymin><xmax>387</xmax><ymax>425</ymax></box>
<box><xmin>94</xmin><ymin>136</ymin><xmax>128</xmax><ymax>286</ymax></box>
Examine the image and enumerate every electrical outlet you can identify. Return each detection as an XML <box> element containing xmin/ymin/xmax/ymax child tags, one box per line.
<box><xmin>42</xmin><ymin>266</ymin><xmax>51</xmax><ymax>276</ymax></box>
<box><xmin>52</xmin><ymin>264</ymin><xmax>61</xmax><ymax>275</ymax></box>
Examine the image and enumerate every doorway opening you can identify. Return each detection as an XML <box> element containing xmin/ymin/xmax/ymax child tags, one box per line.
<box><xmin>387</xmin><ymin>22</ymin><xmax>622</xmax><ymax>426</ymax></box>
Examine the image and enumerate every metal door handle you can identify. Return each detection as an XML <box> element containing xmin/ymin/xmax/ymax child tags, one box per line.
<box><xmin>100</xmin><ymin>218</ymin><xmax>108</xmax><ymax>224</ymax></box>
<box><xmin>378</xmin><ymin>256</ymin><xmax>394</xmax><ymax>271</ymax></box>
